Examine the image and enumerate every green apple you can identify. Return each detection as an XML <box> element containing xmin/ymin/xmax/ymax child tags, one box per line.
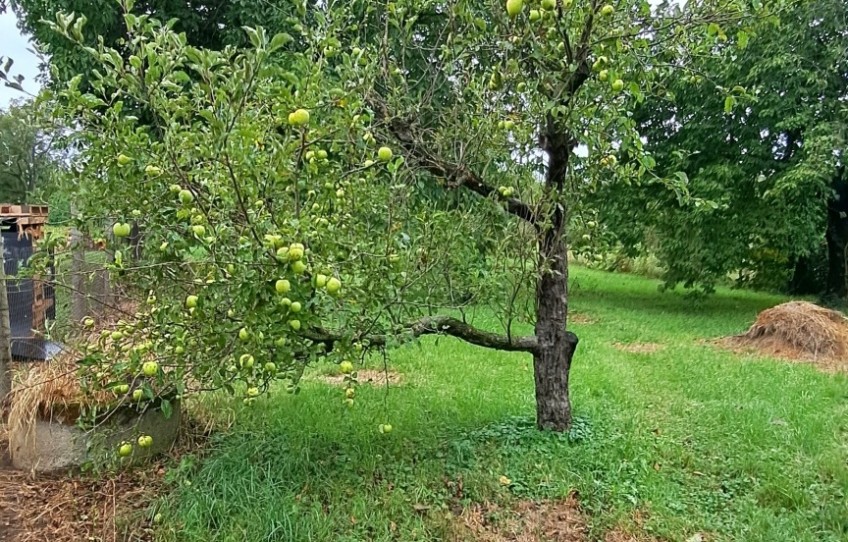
<box><xmin>611</xmin><ymin>79</ymin><xmax>625</xmax><ymax>92</ymax></box>
<box><xmin>344</xmin><ymin>398</ymin><xmax>355</xmax><ymax>408</ymax></box>
<box><xmin>288</xmin><ymin>108</ymin><xmax>310</xmax><ymax>126</ymax></box>
<box><xmin>541</xmin><ymin>0</ymin><xmax>556</xmax><ymax>9</ymax></box>
<box><xmin>275</xmin><ymin>279</ymin><xmax>291</xmax><ymax>294</ymax></box>
<box><xmin>112</xmin><ymin>222</ymin><xmax>131</xmax><ymax>238</ymax></box>
<box><xmin>601</xmin><ymin>4</ymin><xmax>614</xmax><ymax>16</ymax></box>
<box><xmin>174</xmin><ymin>345</ymin><xmax>185</xmax><ymax>355</ymax></box>
<box><xmin>598</xmin><ymin>69</ymin><xmax>609</xmax><ymax>82</ymax></box>
<box><xmin>290</xmin><ymin>301</ymin><xmax>302</xmax><ymax>313</ymax></box>
<box><xmin>377</xmin><ymin>146</ymin><xmax>393</xmax><ymax>162</ymax></box>
<box><xmin>137</xmin><ymin>435</ymin><xmax>153</xmax><ymax>448</ymax></box>
<box><xmin>280</xmin><ymin>297</ymin><xmax>292</xmax><ymax>307</ymax></box>
<box><xmin>239</xmin><ymin>327</ymin><xmax>250</xmax><ymax>341</ymax></box>
<box><xmin>288</xmin><ymin>243</ymin><xmax>305</xmax><ymax>261</ymax></box>
<box><xmin>185</xmin><ymin>295</ymin><xmax>198</xmax><ymax>308</ymax></box>
<box><xmin>83</xmin><ymin>317</ymin><xmax>95</xmax><ymax>328</ymax></box>
<box><xmin>142</xmin><ymin>361</ymin><xmax>159</xmax><ymax>376</ymax></box>
<box><xmin>239</xmin><ymin>353</ymin><xmax>255</xmax><ymax>368</ymax></box>
<box><xmin>145</xmin><ymin>165</ymin><xmax>162</xmax><ymax>176</ymax></box>
<box><xmin>289</xmin><ymin>319</ymin><xmax>301</xmax><ymax>331</ymax></box>
<box><xmin>363</xmin><ymin>159</ymin><xmax>375</xmax><ymax>168</ymax></box>
<box><xmin>506</xmin><ymin>0</ymin><xmax>523</xmax><ymax>18</ymax></box>
<box><xmin>264</xmin><ymin>362</ymin><xmax>277</xmax><ymax>373</ymax></box>
<box><xmin>118</xmin><ymin>443</ymin><xmax>133</xmax><ymax>457</ymax></box>
<box><xmin>339</xmin><ymin>360</ymin><xmax>354</xmax><ymax>374</ymax></box>
<box><xmin>111</xmin><ymin>331</ymin><xmax>124</xmax><ymax>341</ymax></box>
<box><xmin>116</xmin><ymin>384</ymin><xmax>130</xmax><ymax>394</ymax></box>
<box><xmin>169</xmin><ymin>184</ymin><xmax>182</xmax><ymax>194</ymax></box>
<box><xmin>117</xmin><ymin>153</ymin><xmax>132</xmax><ymax>166</ymax></box>
<box><xmin>179</xmin><ymin>190</ymin><xmax>194</xmax><ymax>204</ymax></box>
<box><xmin>191</xmin><ymin>224</ymin><xmax>206</xmax><ymax>236</ymax></box>
<box><xmin>274</xmin><ymin>337</ymin><xmax>287</xmax><ymax>347</ymax></box>
<box><xmin>247</xmin><ymin>387</ymin><xmax>260</xmax><ymax>398</ymax></box>
<box><xmin>326</xmin><ymin>277</ymin><xmax>341</xmax><ymax>295</ymax></box>
<box><xmin>529</xmin><ymin>9</ymin><xmax>540</xmax><ymax>22</ymax></box>
<box><xmin>133</xmin><ymin>389</ymin><xmax>144</xmax><ymax>401</ymax></box>
<box><xmin>291</xmin><ymin>260</ymin><xmax>307</xmax><ymax>274</ymax></box>
<box><xmin>314</xmin><ymin>274</ymin><xmax>328</xmax><ymax>288</ymax></box>
<box><xmin>317</xmin><ymin>149</ymin><xmax>328</xmax><ymax>160</ymax></box>
<box><xmin>345</xmin><ymin>387</ymin><xmax>355</xmax><ymax>399</ymax></box>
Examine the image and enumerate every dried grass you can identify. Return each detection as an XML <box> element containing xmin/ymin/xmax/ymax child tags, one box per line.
<box><xmin>4</xmin><ymin>300</ymin><xmax>144</xmax><ymax>462</ymax></box>
<box><xmin>721</xmin><ymin>301</ymin><xmax>848</xmax><ymax>373</ymax></box>
<box><xmin>614</xmin><ymin>342</ymin><xmax>665</xmax><ymax>354</ymax></box>
<box><xmin>315</xmin><ymin>369</ymin><xmax>403</xmax><ymax>387</ymax></box>
<box><xmin>0</xmin><ymin>417</ymin><xmax>212</xmax><ymax>542</ymax></box>
<box><xmin>453</xmin><ymin>494</ymin><xmax>588</xmax><ymax>542</ymax></box>
<box><xmin>569</xmin><ymin>312</ymin><xmax>597</xmax><ymax>325</ymax></box>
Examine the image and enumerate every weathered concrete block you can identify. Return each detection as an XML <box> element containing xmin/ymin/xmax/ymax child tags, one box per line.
<box><xmin>9</xmin><ymin>402</ymin><xmax>180</xmax><ymax>472</ymax></box>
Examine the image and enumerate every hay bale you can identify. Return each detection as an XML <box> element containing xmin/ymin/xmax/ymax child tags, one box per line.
<box><xmin>728</xmin><ymin>301</ymin><xmax>848</xmax><ymax>372</ymax></box>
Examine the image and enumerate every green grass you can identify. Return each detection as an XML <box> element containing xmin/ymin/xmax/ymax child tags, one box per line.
<box><xmin>153</xmin><ymin>268</ymin><xmax>848</xmax><ymax>542</ymax></box>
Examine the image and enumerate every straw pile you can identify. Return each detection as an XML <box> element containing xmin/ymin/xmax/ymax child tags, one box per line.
<box><xmin>725</xmin><ymin>301</ymin><xmax>848</xmax><ymax>372</ymax></box>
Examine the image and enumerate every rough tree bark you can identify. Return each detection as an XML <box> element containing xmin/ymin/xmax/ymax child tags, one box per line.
<box><xmin>533</xmin><ymin>121</ymin><xmax>579</xmax><ymax>431</ymax></box>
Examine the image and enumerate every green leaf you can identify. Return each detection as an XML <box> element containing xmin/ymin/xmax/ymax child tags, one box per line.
<box><xmin>269</xmin><ymin>32</ymin><xmax>293</xmax><ymax>53</ymax></box>
<box><xmin>161</xmin><ymin>398</ymin><xmax>173</xmax><ymax>419</ymax></box>
<box><xmin>724</xmin><ymin>95</ymin><xmax>735</xmax><ymax>114</ymax></box>
<box><xmin>737</xmin><ymin>31</ymin><xmax>750</xmax><ymax>49</ymax></box>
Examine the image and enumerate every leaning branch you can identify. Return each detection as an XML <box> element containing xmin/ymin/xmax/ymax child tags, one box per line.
<box><xmin>383</xmin><ymin>116</ymin><xmax>538</xmax><ymax>225</ymax></box>
<box><xmin>306</xmin><ymin>315</ymin><xmax>538</xmax><ymax>353</ymax></box>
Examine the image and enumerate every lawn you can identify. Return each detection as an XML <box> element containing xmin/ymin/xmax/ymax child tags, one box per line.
<box><xmin>152</xmin><ymin>267</ymin><xmax>848</xmax><ymax>542</ymax></box>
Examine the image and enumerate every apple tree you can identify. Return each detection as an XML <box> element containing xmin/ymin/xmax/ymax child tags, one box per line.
<box><xmin>41</xmin><ymin>0</ymin><xmax>776</xmax><ymax>433</ymax></box>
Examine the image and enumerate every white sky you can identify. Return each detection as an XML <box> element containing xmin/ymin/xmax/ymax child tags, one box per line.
<box><xmin>0</xmin><ymin>10</ymin><xmax>40</xmax><ymax>109</ymax></box>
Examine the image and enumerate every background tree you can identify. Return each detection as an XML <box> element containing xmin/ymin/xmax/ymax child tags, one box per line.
<box><xmin>592</xmin><ymin>0</ymin><xmax>847</xmax><ymax>297</ymax></box>
<box><xmin>35</xmin><ymin>0</ymin><xmax>777</xmax><ymax>437</ymax></box>
<box><xmin>0</xmin><ymin>100</ymin><xmax>58</xmax><ymax>203</ymax></box>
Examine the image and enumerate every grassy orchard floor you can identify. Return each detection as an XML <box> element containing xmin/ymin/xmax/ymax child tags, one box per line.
<box><xmin>152</xmin><ymin>268</ymin><xmax>848</xmax><ymax>542</ymax></box>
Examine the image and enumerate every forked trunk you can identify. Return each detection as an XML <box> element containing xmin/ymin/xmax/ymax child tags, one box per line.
<box><xmin>533</xmin><ymin>125</ymin><xmax>578</xmax><ymax>431</ymax></box>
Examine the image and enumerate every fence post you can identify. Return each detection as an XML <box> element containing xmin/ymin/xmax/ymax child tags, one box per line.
<box><xmin>0</xmin><ymin>223</ymin><xmax>14</xmax><ymax>405</ymax></box>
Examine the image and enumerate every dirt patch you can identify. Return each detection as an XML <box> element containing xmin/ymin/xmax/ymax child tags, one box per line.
<box><xmin>614</xmin><ymin>342</ymin><xmax>665</xmax><ymax>355</ymax></box>
<box><xmin>317</xmin><ymin>369</ymin><xmax>402</xmax><ymax>387</ymax></box>
<box><xmin>569</xmin><ymin>312</ymin><xmax>597</xmax><ymax>325</ymax></box>
<box><xmin>0</xmin><ymin>418</ymin><xmax>211</xmax><ymax>542</ymax></box>
<box><xmin>719</xmin><ymin>301</ymin><xmax>848</xmax><ymax>373</ymax></box>
<box><xmin>604</xmin><ymin>530</ymin><xmax>663</xmax><ymax>542</ymax></box>
<box><xmin>453</xmin><ymin>494</ymin><xmax>587</xmax><ymax>541</ymax></box>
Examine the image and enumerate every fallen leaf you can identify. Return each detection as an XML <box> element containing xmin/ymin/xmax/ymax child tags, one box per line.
<box><xmin>499</xmin><ymin>475</ymin><xmax>512</xmax><ymax>486</ymax></box>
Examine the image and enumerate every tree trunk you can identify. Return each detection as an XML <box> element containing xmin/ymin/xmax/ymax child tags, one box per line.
<box><xmin>534</xmin><ymin>125</ymin><xmax>579</xmax><ymax>431</ymax></box>
<box><xmin>825</xmin><ymin>174</ymin><xmax>848</xmax><ymax>299</ymax></box>
<box><xmin>534</xmin><ymin>238</ymin><xmax>578</xmax><ymax>431</ymax></box>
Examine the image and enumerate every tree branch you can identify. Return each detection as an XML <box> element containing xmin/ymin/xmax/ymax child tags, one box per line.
<box><xmin>306</xmin><ymin>315</ymin><xmax>538</xmax><ymax>353</ymax></box>
<box><xmin>385</xmin><ymin>117</ymin><xmax>538</xmax><ymax>225</ymax></box>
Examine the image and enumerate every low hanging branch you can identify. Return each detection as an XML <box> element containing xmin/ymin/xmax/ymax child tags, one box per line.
<box><xmin>306</xmin><ymin>315</ymin><xmax>538</xmax><ymax>353</ymax></box>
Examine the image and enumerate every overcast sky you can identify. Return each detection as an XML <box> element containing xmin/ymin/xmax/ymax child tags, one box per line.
<box><xmin>0</xmin><ymin>10</ymin><xmax>40</xmax><ymax>108</ymax></box>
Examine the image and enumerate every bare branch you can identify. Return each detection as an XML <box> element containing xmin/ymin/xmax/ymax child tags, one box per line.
<box><xmin>384</xmin><ymin>117</ymin><xmax>538</xmax><ymax>225</ymax></box>
<box><xmin>306</xmin><ymin>315</ymin><xmax>538</xmax><ymax>354</ymax></box>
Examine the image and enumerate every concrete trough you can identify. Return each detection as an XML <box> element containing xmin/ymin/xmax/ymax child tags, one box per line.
<box><xmin>8</xmin><ymin>401</ymin><xmax>180</xmax><ymax>472</ymax></box>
